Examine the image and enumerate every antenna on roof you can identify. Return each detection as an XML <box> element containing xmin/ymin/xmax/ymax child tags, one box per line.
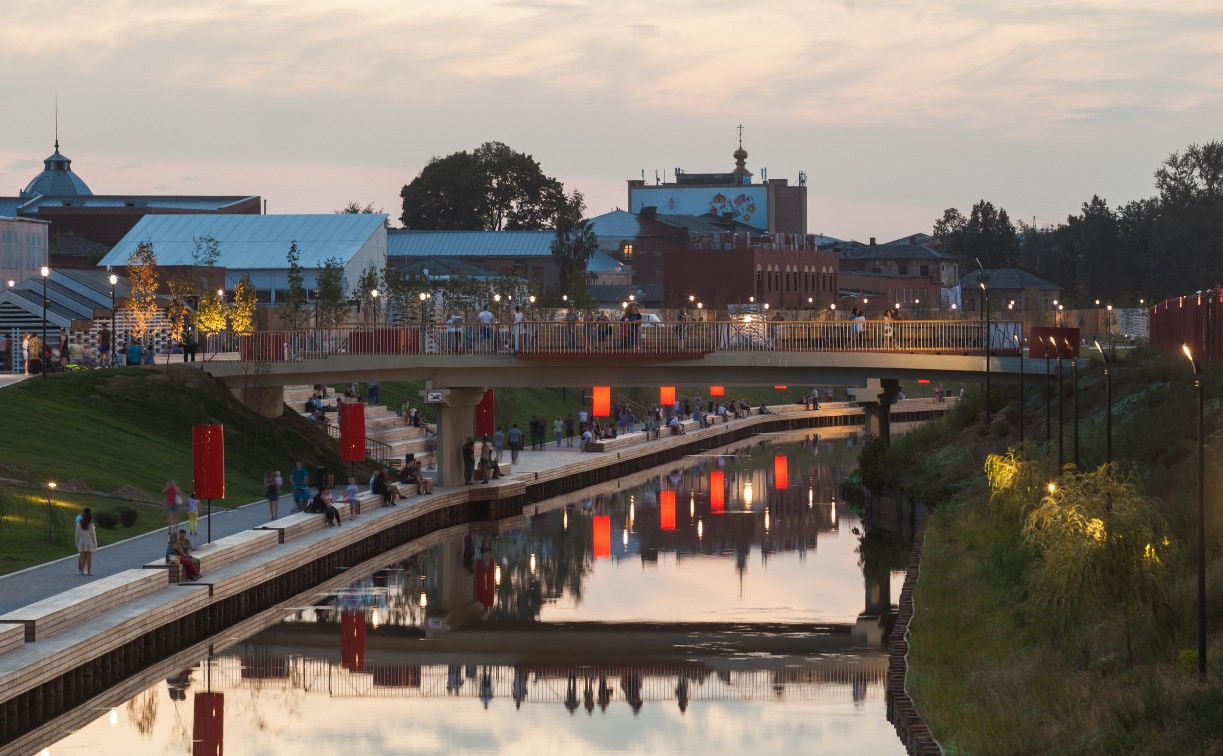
<box><xmin>654</xmin><ymin>169</ymin><xmax>660</xmax><ymax>185</ymax></box>
<box><xmin>641</xmin><ymin>169</ymin><xmax>645</xmax><ymax>181</ymax></box>
<box><xmin>54</xmin><ymin>92</ymin><xmax>59</xmax><ymax>152</ymax></box>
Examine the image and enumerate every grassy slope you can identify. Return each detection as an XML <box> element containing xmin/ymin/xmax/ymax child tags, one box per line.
<box><xmin>0</xmin><ymin>366</ymin><xmax>374</xmax><ymax>505</ymax></box>
<box><xmin>884</xmin><ymin>350</ymin><xmax>1223</xmax><ymax>753</ymax></box>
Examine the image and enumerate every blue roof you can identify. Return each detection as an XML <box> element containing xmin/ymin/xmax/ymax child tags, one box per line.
<box><xmin>21</xmin><ymin>147</ymin><xmax>92</xmax><ymax>198</ymax></box>
<box><xmin>98</xmin><ymin>213</ymin><xmax>386</xmax><ymax>269</ymax></box>
<box><xmin>586</xmin><ymin>249</ymin><xmax>628</xmax><ymax>275</ymax></box>
<box><xmin>387</xmin><ymin>230</ymin><xmax>555</xmax><ymax>258</ymax></box>
<box><xmin>17</xmin><ymin>195</ymin><xmax>256</xmax><ymax>212</ymax></box>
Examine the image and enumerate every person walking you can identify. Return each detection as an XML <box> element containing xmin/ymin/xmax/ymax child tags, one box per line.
<box><xmin>21</xmin><ymin>333</ymin><xmax>30</xmax><ymax>375</ymax></box>
<box><xmin>462</xmin><ymin>437</ymin><xmax>476</xmax><ymax>485</ymax></box>
<box><xmin>565</xmin><ymin>414</ymin><xmax>575</xmax><ymax>447</ymax></box>
<box><xmin>553</xmin><ymin>416</ymin><xmax>564</xmax><ymax>447</ymax></box>
<box><xmin>290</xmin><ymin>460</ymin><xmax>310</xmax><ymax>512</ymax></box>
<box><xmin>182</xmin><ymin>327</ymin><xmax>197</xmax><ymax>362</ymax></box>
<box><xmin>264</xmin><ymin>470</ymin><xmax>280</xmax><ymax>520</ymax></box>
<box><xmin>185</xmin><ymin>490</ymin><xmax>200</xmax><ymax>535</ymax></box>
<box><xmin>97</xmin><ymin>326</ymin><xmax>111</xmax><ymax>368</ymax></box>
<box><xmin>494</xmin><ymin>426</ymin><xmax>506</xmax><ymax>462</ymax></box>
<box><xmin>367</xmin><ymin>381</ymin><xmax>380</xmax><ymax>406</ymax></box>
<box><xmin>75</xmin><ymin>507</ymin><xmax>97</xmax><ymax>576</ymax></box>
<box><xmin>162</xmin><ymin>479</ymin><xmax>181</xmax><ymax>534</ymax></box>
<box><xmin>508</xmin><ymin>423</ymin><xmax>523</xmax><ymax>464</ymax></box>
<box><xmin>0</xmin><ymin>332</ymin><xmax>9</xmax><ymax>374</ymax></box>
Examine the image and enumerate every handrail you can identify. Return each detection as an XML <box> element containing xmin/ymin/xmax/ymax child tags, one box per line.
<box><xmin>319</xmin><ymin>420</ymin><xmax>392</xmax><ymax>466</ymax></box>
<box><xmin>236</xmin><ymin>320</ymin><xmax>1024</xmax><ymax>363</ymax></box>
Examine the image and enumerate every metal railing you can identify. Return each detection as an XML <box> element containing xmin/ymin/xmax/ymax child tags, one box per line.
<box><xmin>235</xmin><ymin>320</ymin><xmax>1023</xmax><ymax>363</ymax></box>
<box><xmin>320</xmin><ymin>420</ymin><xmax>393</xmax><ymax>465</ymax></box>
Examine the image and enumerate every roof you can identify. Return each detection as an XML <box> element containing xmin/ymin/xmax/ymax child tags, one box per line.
<box><xmin>390</xmin><ymin>256</ymin><xmax>503</xmax><ymax>280</ymax></box>
<box><xmin>586</xmin><ymin>249</ymin><xmax>629</xmax><ymax>275</ymax></box>
<box><xmin>836</xmin><ymin>240</ymin><xmax>956</xmax><ymax>262</ymax></box>
<box><xmin>21</xmin><ymin>145</ymin><xmax>93</xmax><ymax>198</ymax></box>
<box><xmin>0</xmin><ymin>200</ymin><xmax>19</xmax><ymax>217</ymax></box>
<box><xmin>882</xmin><ymin>233</ymin><xmax>935</xmax><ymax>246</ymax></box>
<box><xmin>0</xmin><ymin>269</ymin><xmax>145</xmax><ymax>328</ymax></box>
<box><xmin>387</xmin><ymin>229</ymin><xmax>555</xmax><ymax>258</ymax></box>
<box><xmin>962</xmin><ymin>268</ymin><xmax>1059</xmax><ymax>291</ymax></box>
<box><xmin>16</xmin><ymin>195</ymin><xmax>258</xmax><ymax>213</ymax></box>
<box><xmin>98</xmin><ymin>213</ymin><xmax>386</xmax><ymax>269</ymax></box>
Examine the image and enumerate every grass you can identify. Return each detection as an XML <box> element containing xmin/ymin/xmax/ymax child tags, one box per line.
<box><xmin>0</xmin><ymin>489</ymin><xmax>168</xmax><ymax>575</ymax></box>
<box><xmin>0</xmin><ymin>366</ymin><xmax>376</xmax><ymax>510</ymax></box>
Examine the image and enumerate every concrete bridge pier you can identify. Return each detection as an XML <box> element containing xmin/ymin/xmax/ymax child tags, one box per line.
<box><xmin>431</xmin><ymin>387</ymin><xmax>488</xmax><ymax>487</ymax></box>
<box><xmin>427</xmin><ymin>538</ymin><xmax>486</xmax><ymax>636</ymax></box>
<box><xmin>859</xmin><ymin>378</ymin><xmax>902</xmax><ymax>443</ymax></box>
<box><xmin>231</xmin><ymin>384</ymin><xmax>285</xmax><ymax>417</ymax></box>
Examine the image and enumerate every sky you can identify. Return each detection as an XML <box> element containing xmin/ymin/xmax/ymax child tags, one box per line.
<box><xmin>1</xmin><ymin>0</ymin><xmax>1220</xmax><ymax>242</ymax></box>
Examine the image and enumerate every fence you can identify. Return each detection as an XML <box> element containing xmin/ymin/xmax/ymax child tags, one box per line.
<box><xmin>1149</xmin><ymin>291</ymin><xmax>1221</xmax><ymax>361</ymax></box>
<box><xmin>235</xmin><ymin>319</ymin><xmax>1023</xmax><ymax>363</ymax></box>
<box><xmin>321</xmin><ymin>421</ymin><xmax>393</xmax><ymax>466</ymax></box>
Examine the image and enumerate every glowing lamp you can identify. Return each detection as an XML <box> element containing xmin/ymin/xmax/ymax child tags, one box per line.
<box><xmin>710</xmin><ymin>386</ymin><xmax>724</xmax><ymax>397</ymax></box>
<box><xmin>773</xmin><ymin>385</ymin><xmax>787</xmax><ymax>390</ymax></box>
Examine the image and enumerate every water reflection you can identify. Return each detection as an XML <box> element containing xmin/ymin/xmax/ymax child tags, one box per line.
<box><xmin>44</xmin><ymin>433</ymin><xmax>912</xmax><ymax>755</ymax></box>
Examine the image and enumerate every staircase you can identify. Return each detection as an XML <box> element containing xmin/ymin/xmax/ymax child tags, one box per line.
<box><xmin>283</xmin><ymin>385</ymin><xmax>437</xmax><ymax>468</ymax></box>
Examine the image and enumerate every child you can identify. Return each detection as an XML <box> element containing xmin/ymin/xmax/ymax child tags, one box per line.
<box><xmin>186</xmin><ymin>490</ymin><xmax>201</xmax><ymax>535</ymax></box>
<box><xmin>345</xmin><ymin>476</ymin><xmax>359</xmax><ymax>520</ymax></box>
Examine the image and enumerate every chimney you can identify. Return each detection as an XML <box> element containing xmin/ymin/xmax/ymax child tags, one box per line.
<box><xmin>869</xmin><ymin>237</ymin><xmax>876</xmax><ymax>246</ymax></box>
<box><xmin>640</xmin><ymin>206</ymin><xmax>657</xmax><ymax>220</ymax></box>
<box><xmin>722</xmin><ymin>211</ymin><xmax>734</xmax><ymax>223</ymax></box>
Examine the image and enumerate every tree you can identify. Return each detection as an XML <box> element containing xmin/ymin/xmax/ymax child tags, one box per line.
<box><xmin>336</xmin><ymin>201</ymin><xmax>381</xmax><ymax>215</ymax></box>
<box><xmin>165</xmin><ymin>275</ymin><xmax>192</xmax><ymax>344</ymax></box>
<box><xmin>353</xmin><ymin>264</ymin><xmax>382</xmax><ymax>323</ymax></box>
<box><xmin>315</xmin><ymin>257</ymin><xmax>349</xmax><ymax>328</ymax></box>
<box><xmin>276</xmin><ymin>241</ymin><xmax>307</xmax><ymax>329</ymax></box>
<box><xmin>550</xmin><ymin>191</ymin><xmax>598</xmax><ymax>305</ymax></box>
<box><xmin>194</xmin><ymin>290</ymin><xmax>227</xmax><ymax>341</ymax></box>
<box><xmin>126</xmin><ymin>241</ymin><xmax>160</xmax><ymax>340</ymax></box>
<box><xmin>399</xmin><ymin>141</ymin><xmax>565</xmax><ymax>230</ymax></box>
<box><xmin>230</xmin><ymin>275</ymin><xmax>258</xmax><ymax>337</ymax></box>
<box><xmin>932</xmin><ymin>201</ymin><xmax>1017</xmax><ymax>269</ymax></box>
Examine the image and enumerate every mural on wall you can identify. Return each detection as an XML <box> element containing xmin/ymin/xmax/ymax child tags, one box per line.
<box><xmin>631</xmin><ymin>187</ymin><xmax>767</xmax><ymax>229</ymax></box>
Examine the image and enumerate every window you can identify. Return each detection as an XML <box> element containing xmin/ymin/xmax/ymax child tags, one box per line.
<box><xmin>898</xmin><ymin>264</ymin><xmax>908</xmax><ymax>275</ymax></box>
<box><xmin>622</xmin><ymin>243</ymin><xmax>633</xmax><ymax>259</ymax></box>
<box><xmin>870</xmin><ymin>266</ymin><xmax>882</xmax><ymax>274</ymax></box>
<box><xmin>920</xmin><ymin>265</ymin><xmax>929</xmax><ymax>277</ymax></box>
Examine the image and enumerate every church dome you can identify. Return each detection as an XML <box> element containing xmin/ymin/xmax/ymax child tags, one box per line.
<box><xmin>21</xmin><ymin>142</ymin><xmax>93</xmax><ymax>198</ymax></box>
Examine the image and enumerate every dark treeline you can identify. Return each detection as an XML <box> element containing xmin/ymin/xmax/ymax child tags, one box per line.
<box><xmin>933</xmin><ymin>141</ymin><xmax>1223</xmax><ymax>306</ymax></box>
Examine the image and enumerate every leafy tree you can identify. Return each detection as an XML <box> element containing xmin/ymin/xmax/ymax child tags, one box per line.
<box><xmin>165</xmin><ymin>274</ymin><xmax>192</xmax><ymax>344</ymax></box>
<box><xmin>230</xmin><ymin>275</ymin><xmax>258</xmax><ymax>337</ymax></box>
<box><xmin>353</xmin><ymin>264</ymin><xmax>382</xmax><ymax>323</ymax></box>
<box><xmin>933</xmin><ymin>201</ymin><xmax>1017</xmax><ymax>269</ymax></box>
<box><xmin>195</xmin><ymin>290</ymin><xmax>227</xmax><ymax>339</ymax></box>
<box><xmin>550</xmin><ymin>191</ymin><xmax>598</xmax><ymax>305</ymax></box>
<box><xmin>276</xmin><ymin>241</ymin><xmax>307</xmax><ymax>329</ymax></box>
<box><xmin>315</xmin><ymin>257</ymin><xmax>349</xmax><ymax>328</ymax></box>
<box><xmin>400</xmin><ymin>141</ymin><xmax>565</xmax><ymax>230</ymax></box>
<box><xmin>336</xmin><ymin>201</ymin><xmax>381</xmax><ymax>215</ymax></box>
<box><xmin>125</xmin><ymin>241</ymin><xmax>160</xmax><ymax>339</ymax></box>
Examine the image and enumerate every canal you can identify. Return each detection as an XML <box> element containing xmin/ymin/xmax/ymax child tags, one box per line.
<box><xmin>40</xmin><ymin>431</ymin><xmax>918</xmax><ymax>754</ymax></box>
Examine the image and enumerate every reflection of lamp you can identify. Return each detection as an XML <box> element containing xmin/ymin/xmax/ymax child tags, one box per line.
<box><xmin>743</xmin><ymin>481</ymin><xmax>754</xmax><ymax>508</ymax></box>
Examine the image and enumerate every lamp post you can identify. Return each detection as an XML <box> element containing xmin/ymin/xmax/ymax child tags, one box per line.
<box><xmin>370</xmin><ymin>288</ymin><xmax>380</xmax><ymax>323</ymax></box>
<box><xmin>980</xmin><ymin>279</ymin><xmax>990</xmax><ymax>425</ymax></box>
<box><xmin>1106</xmin><ymin>304</ymin><xmax>1115</xmax><ymax>360</ymax></box>
<box><xmin>1056</xmin><ymin>336</ymin><xmax>1064</xmax><ymax>471</ymax></box>
<box><xmin>40</xmin><ymin>266</ymin><xmax>50</xmax><ymax>378</ymax></box>
<box><xmin>1044</xmin><ymin>335</ymin><xmax>1053</xmax><ymax>443</ymax></box>
<box><xmin>1067</xmin><ymin>337</ymin><xmax>1078</xmax><ymax>469</ymax></box>
<box><xmin>108</xmin><ymin>273</ymin><xmax>118</xmax><ymax>369</ymax></box>
<box><xmin>1094</xmin><ymin>339</ymin><xmax>1111</xmax><ymax>466</ymax></box>
<box><xmin>1014</xmin><ymin>334</ymin><xmax>1025</xmax><ymax>445</ymax></box>
<box><xmin>1182</xmin><ymin>343</ymin><xmax>1207</xmax><ymax>682</ymax></box>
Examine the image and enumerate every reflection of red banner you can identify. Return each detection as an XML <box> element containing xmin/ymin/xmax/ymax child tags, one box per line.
<box><xmin>347</xmin><ymin>329</ymin><xmax>421</xmax><ymax>355</ymax></box>
<box><xmin>710</xmin><ymin>385</ymin><xmax>724</xmax><ymax>397</ymax></box>
<box><xmin>192</xmin><ymin>425</ymin><xmax>225</xmax><ymax>499</ymax></box>
<box><xmin>475</xmin><ymin>559</ymin><xmax>495</xmax><ymax>608</ymax></box>
<box><xmin>338</xmin><ymin>402</ymin><xmax>365</xmax><ymax>462</ymax></box>
<box><xmin>659</xmin><ymin>386</ymin><xmax>675</xmax><ymax>405</ymax></box>
<box><xmin>592</xmin><ymin>386</ymin><xmax>611</xmax><ymax>417</ymax></box>
<box><xmin>774</xmin><ymin>456</ymin><xmax>788</xmax><ymax>490</ymax></box>
<box><xmin>773</xmin><ymin>385</ymin><xmax>787</xmax><ymax>390</ymax></box>
<box><xmin>711</xmin><ymin>471</ymin><xmax>724</xmax><ymax>513</ymax></box>
<box><xmin>340</xmin><ymin>611</ymin><xmax>366</xmax><ymax>672</ymax></box>
<box><xmin>660</xmin><ymin>490</ymin><xmax>676</xmax><ymax>531</ymax></box>
<box><xmin>593</xmin><ymin>516</ymin><xmax>611</xmax><ymax>558</ymax></box>
<box><xmin>475</xmin><ymin>389</ymin><xmax>496</xmax><ymax>437</ymax></box>
<box><xmin>192</xmin><ymin>691</ymin><xmax>224</xmax><ymax>756</ymax></box>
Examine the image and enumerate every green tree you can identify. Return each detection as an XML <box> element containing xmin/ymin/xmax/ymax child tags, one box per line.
<box><xmin>125</xmin><ymin>241</ymin><xmax>160</xmax><ymax>340</ymax></box>
<box><xmin>399</xmin><ymin>141</ymin><xmax>565</xmax><ymax>230</ymax></box>
<box><xmin>195</xmin><ymin>290</ymin><xmax>228</xmax><ymax>340</ymax></box>
<box><xmin>230</xmin><ymin>275</ymin><xmax>258</xmax><ymax>337</ymax></box>
<box><xmin>550</xmin><ymin>191</ymin><xmax>598</xmax><ymax>305</ymax></box>
<box><xmin>315</xmin><ymin>257</ymin><xmax>349</xmax><ymax>328</ymax></box>
<box><xmin>276</xmin><ymin>241</ymin><xmax>307</xmax><ymax>329</ymax></box>
<box><xmin>353</xmin><ymin>263</ymin><xmax>382</xmax><ymax>323</ymax></box>
<box><xmin>933</xmin><ymin>200</ymin><xmax>1017</xmax><ymax>269</ymax></box>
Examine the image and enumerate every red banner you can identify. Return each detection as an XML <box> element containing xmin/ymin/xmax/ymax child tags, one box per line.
<box><xmin>475</xmin><ymin>389</ymin><xmax>496</xmax><ymax>437</ymax></box>
<box><xmin>192</xmin><ymin>425</ymin><xmax>225</xmax><ymax>499</ymax></box>
<box><xmin>710</xmin><ymin>471</ymin><xmax>724</xmax><ymax>513</ymax></box>
<box><xmin>710</xmin><ymin>385</ymin><xmax>724</xmax><ymax>397</ymax></box>
<box><xmin>593</xmin><ymin>516</ymin><xmax>611</xmax><ymax>558</ymax></box>
<box><xmin>192</xmin><ymin>691</ymin><xmax>224</xmax><ymax>756</ymax></box>
<box><xmin>475</xmin><ymin>558</ymin><xmax>495</xmax><ymax>608</ymax></box>
<box><xmin>338</xmin><ymin>402</ymin><xmax>366</xmax><ymax>462</ymax></box>
<box><xmin>659</xmin><ymin>386</ymin><xmax>675</xmax><ymax>406</ymax></box>
<box><xmin>592</xmin><ymin>386</ymin><xmax>611</xmax><ymax>417</ymax></box>
<box><xmin>660</xmin><ymin>490</ymin><xmax>676</xmax><ymax>531</ymax></box>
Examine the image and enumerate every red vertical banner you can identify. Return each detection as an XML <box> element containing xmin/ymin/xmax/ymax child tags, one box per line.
<box><xmin>773</xmin><ymin>385</ymin><xmax>788</xmax><ymax>390</ymax></box>
<box><xmin>593</xmin><ymin>515</ymin><xmax>611</xmax><ymax>558</ymax></box>
<box><xmin>710</xmin><ymin>385</ymin><xmax>724</xmax><ymax>397</ymax></box>
<box><xmin>340</xmin><ymin>610</ymin><xmax>366</xmax><ymax>672</ymax></box>
<box><xmin>474</xmin><ymin>559</ymin><xmax>495</xmax><ymax>608</ymax></box>
<box><xmin>192</xmin><ymin>691</ymin><xmax>224</xmax><ymax>756</ymax></box>
<box><xmin>192</xmin><ymin>425</ymin><xmax>225</xmax><ymax>499</ymax></box>
<box><xmin>338</xmin><ymin>402</ymin><xmax>366</xmax><ymax>462</ymax></box>
<box><xmin>659</xmin><ymin>386</ymin><xmax>675</xmax><ymax>406</ymax></box>
<box><xmin>592</xmin><ymin>386</ymin><xmax>611</xmax><ymax>417</ymax></box>
<box><xmin>660</xmin><ymin>490</ymin><xmax>676</xmax><ymax>531</ymax></box>
<box><xmin>774</xmin><ymin>456</ymin><xmax>788</xmax><ymax>490</ymax></box>
<box><xmin>475</xmin><ymin>389</ymin><xmax>496</xmax><ymax>437</ymax></box>
<box><xmin>710</xmin><ymin>471</ymin><xmax>725</xmax><ymax>513</ymax></box>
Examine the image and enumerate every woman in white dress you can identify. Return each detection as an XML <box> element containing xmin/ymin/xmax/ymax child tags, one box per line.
<box><xmin>75</xmin><ymin>508</ymin><xmax>98</xmax><ymax>576</ymax></box>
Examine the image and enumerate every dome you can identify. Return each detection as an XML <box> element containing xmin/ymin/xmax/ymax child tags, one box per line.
<box><xmin>20</xmin><ymin>142</ymin><xmax>93</xmax><ymax>198</ymax></box>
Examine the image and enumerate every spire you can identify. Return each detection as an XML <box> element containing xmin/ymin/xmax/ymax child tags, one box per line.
<box><xmin>54</xmin><ymin>93</ymin><xmax>59</xmax><ymax>153</ymax></box>
<box><xmin>732</xmin><ymin>125</ymin><xmax>751</xmax><ymax>184</ymax></box>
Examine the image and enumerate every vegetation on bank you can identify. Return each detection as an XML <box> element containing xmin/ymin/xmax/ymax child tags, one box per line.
<box><xmin>858</xmin><ymin>349</ymin><xmax>1223</xmax><ymax>752</ymax></box>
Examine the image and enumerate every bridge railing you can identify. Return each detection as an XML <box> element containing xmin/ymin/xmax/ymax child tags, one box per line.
<box><xmin>235</xmin><ymin>320</ymin><xmax>1023</xmax><ymax>362</ymax></box>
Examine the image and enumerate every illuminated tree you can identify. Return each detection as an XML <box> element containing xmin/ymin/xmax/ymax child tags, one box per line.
<box><xmin>231</xmin><ymin>275</ymin><xmax>258</xmax><ymax>336</ymax></box>
<box><xmin>195</xmin><ymin>290</ymin><xmax>228</xmax><ymax>338</ymax></box>
<box><xmin>126</xmin><ymin>241</ymin><xmax>160</xmax><ymax>340</ymax></box>
<box><xmin>166</xmin><ymin>274</ymin><xmax>192</xmax><ymax>343</ymax></box>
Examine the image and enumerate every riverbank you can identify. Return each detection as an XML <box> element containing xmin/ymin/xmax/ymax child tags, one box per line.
<box><xmin>872</xmin><ymin>349</ymin><xmax>1223</xmax><ymax>752</ymax></box>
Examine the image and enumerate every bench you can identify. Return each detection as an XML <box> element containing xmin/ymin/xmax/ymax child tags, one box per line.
<box><xmin>0</xmin><ymin>569</ymin><xmax>168</xmax><ymax>643</ymax></box>
<box><xmin>257</xmin><ymin>501</ymin><xmax>355</xmax><ymax>543</ymax></box>
<box><xmin>0</xmin><ymin>622</ymin><xmax>26</xmax><ymax>655</ymax></box>
<box><xmin>144</xmin><ymin>529</ymin><xmax>280</xmax><ymax>583</ymax></box>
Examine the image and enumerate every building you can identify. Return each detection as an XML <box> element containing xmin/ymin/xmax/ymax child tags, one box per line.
<box><xmin>97</xmin><ymin>214</ymin><xmax>388</xmax><ymax>304</ymax></box>
<box><xmin>0</xmin><ymin>216</ymin><xmax>50</xmax><ymax>285</ymax></box>
<box><xmin>833</xmin><ymin>235</ymin><xmax>960</xmax><ymax>311</ymax></box>
<box><xmin>625</xmin><ymin>142</ymin><xmax>808</xmax><ymax>235</ymax></box>
<box><xmin>960</xmin><ymin>268</ymin><xmax>1060</xmax><ymax>316</ymax></box>
<box><xmin>1</xmin><ymin>141</ymin><xmax>260</xmax><ymax>266</ymax></box>
<box><xmin>388</xmin><ymin>230</ymin><xmax>558</xmax><ymax>289</ymax></box>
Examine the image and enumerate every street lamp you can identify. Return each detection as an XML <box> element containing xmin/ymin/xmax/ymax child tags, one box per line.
<box><xmin>40</xmin><ymin>266</ymin><xmax>50</xmax><ymax>377</ymax></box>
<box><xmin>370</xmin><ymin>288</ymin><xmax>380</xmax><ymax>323</ymax></box>
<box><xmin>528</xmin><ymin>295</ymin><xmax>536</xmax><ymax>304</ymax></box>
<box><xmin>1094</xmin><ymin>339</ymin><xmax>1111</xmax><ymax>467</ymax></box>
<box><xmin>980</xmin><ymin>279</ymin><xmax>990</xmax><ymax>426</ymax></box>
<box><xmin>108</xmin><ymin>273</ymin><xmax>118</xmax><ymax>368</ymax></box>
<box><xmin>1056</xmin><ymin>336</ymin><xmax>1064</xmax><ymax>470</ymax></box>
<box><xmin>697</xmin><ymin>302</ymin><xmax>703</xmax><ymax>321</ymax></box>
<box><xmin>1066</xmin><ymin>337</ymin><xmax>1078</xmax><ymax>469</ymax></box>
<box><xmin>1178</xmin><ymin>344</ymin><xmax>1208</xmax><ymax>680</ymax></box>
<box><xmin>1014</xmin><ymin>334</ymin><xmax>1025</xmax><ymax>445</ymax></box>
<box><xmin>1043</xmin><ymin>335</ymin><xmax>1054</xmax><ymax>444</ymax></box>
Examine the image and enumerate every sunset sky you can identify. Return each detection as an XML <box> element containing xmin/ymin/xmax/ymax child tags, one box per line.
<box><xmin>2</xmin><ymin>0</ymin><xmax>1219</xmax><ymax>240</ymax></box>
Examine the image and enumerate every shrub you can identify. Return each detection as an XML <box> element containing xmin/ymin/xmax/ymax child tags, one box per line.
<box><xmin>95</xmin><ymin>510</ymin><xmax>119</xmax><ymax>529</ymax></box>
<box><xmin>117</xmin><ymin>506</ymin><xmax>139</xmax><ymax>528</ymax></box>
